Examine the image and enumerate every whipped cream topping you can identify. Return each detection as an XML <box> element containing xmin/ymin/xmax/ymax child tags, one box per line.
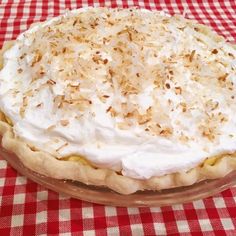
<box><xmin>0</xmin><ymin>8</ymin><xmax>236</xmax><ymax>179</ymax></box>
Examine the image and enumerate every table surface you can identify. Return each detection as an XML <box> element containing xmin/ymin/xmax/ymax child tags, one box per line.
<box><xmin>0</xmin><ymin>0</ymin><xmax>236</xmax><ymax>235</ymax></box>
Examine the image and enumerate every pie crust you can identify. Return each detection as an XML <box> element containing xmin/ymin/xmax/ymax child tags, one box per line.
<box><xmin>1</xmin><ymin>16</ymin><xmax>236</xmax><ymax>194</ymax></box>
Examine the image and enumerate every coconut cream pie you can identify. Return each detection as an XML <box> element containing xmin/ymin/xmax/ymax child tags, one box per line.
<box><xmin>0</xmin><ymin>7</ymin><xmax>236</xmax><ymax>194</ymax></box>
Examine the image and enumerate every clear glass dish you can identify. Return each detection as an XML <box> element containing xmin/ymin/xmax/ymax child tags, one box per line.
<box><xmin>1</xmin><ymin>145</ymin><xmax>236</xmax><ymax>207</ymax></box>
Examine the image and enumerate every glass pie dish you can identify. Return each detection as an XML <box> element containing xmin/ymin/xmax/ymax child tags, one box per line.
<box><xmin>1</xmin><ymin>141</ymin><xmax>235</xmax><ymax>207</ymax></box>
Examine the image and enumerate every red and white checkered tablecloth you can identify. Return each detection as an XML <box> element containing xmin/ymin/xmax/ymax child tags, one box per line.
<box><xmin>0</xmin><ymin>0</ymin><xmax>236</xmax><ymax>235</ymax></box>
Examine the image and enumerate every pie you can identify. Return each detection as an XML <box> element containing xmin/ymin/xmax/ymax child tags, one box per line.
<box><xmin>0</xmin><ymin>7</ymin><xmax>236</xmax><ymax>194</ymax></box>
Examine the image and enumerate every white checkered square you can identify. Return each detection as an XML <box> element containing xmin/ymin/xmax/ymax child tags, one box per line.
<box><xmin>193</xmin><ymin>200</ymin><xmax>205</xmax><ymax>209</ymax></box>
<box><xmin>107</xmin><ymin>227</ymin><xmax>120</xmax><ymax>235</ymax></box>
<box><xmin>0</xmin><ymin>177</ymin><xmax>5</xmax><ymax>187</ymax></box>
<box><xmin>176</xmin><ymin>220</ymin><xmax>190</xmax><ymax>233</ymax></box>
<box><xmin>5</xmin><ymin>18</ymin><xmax>14</xmax><ymax>25</ymax></box>
<box><xmin>83</xmin><ymin>230</ymin><xmax>96</xmax><ymax>236</ymax></box>
<box><xmin>220</xmin><ymin>218</ymin><xmax>234</xmax><ymax>230</ymax></box>
<box><xmin>154</xmin><ymin>222</ymin><xmax>166</xmax><ymax>235</ymax></box>
<box><xmin>36</xmin><ymin>210</ymin><xmax>47</xmax><ymax>224</ymax></box>
<box><xmin>82</xmin><ymin>207</ymin><xmax>94</xmax><ymax>219</ymax></box>
<box><xmin>36</xmin><ymin>2</ymin><xmax>43</xmax><ymax>7</ymax></box>
<box><xmin>116</xmin><ymin>0</ymin><xmax>124</xmax><ymax>6</ymax></box>
<box><xmin>6</xmin><ymin>26</ymin><xmax>14</xmax><ymax>35</ymax></box>
<box><xmin>149</xmin><ymin>2</ymin><xmax>156</xmax><ymax>8</ymax></box>
<box><xmin>70</xmin><ymin>1</ymin><xmax>77</xmax><ymax>9</ymax></box>
<box><xmin>150</xmin><ymin>207</ymin><xmax>161</xmax><ymax>213</ymax></box>
<box><xmin>130</xmin><ymin>224</ymin><xmax>144</xmax><ymax>235</ymax></box>
<box><xmin>23</xmin><ymin>8</ymin><xmax>30</xmax><ymax>15</ymax></box>
<box><xmin>93</xmin><ymin>2</ymin><xmax>100</xmax><ymax>7</ymax></box>
<box><xmin>15</xmin><ymin>176</ymin><xmax>27</xmax><ymax>185</ymax></box>
<box><xmin>172</xmin><ymin>204</ymin><xmax>184</xmax><ymax>211</ymax></box>
<box><xmin>11</xmin><ymin>214</ymin><xmax>24</xmax><ymax>227</ymax></box>
<box><xmin>213</xmin><ymin>197</ymin><xmax>226</xmax><ymax>208</ymax></box>
<box><xmin>0</xmin><ymin>159</ymin><xmax>7</xmax><ymax>168</ymax></box>
<box><xmin>105</xmin><ymin>206</ymin><xmax>117</xmax><ymax>216</ymax></box>
<box><xmin>0</xmin><ymin>8</ymin><xmax>5</xmax><ymax>15</ymax></box>
<box><xmin>37</xmin><ymin>190</ymin><xmax>48</xmax><ymax>201</ymax></box>
<box><xmin>199</xmin><ymin>219</ymin><xmax>213</xmax><ymax>232</ymax></box>
<box><xmin>127</xmin><ymin>0</ymin><xmax>135</xmax><ymax>7</ymax></box>
<box><xmin>127</xmin><ymin>207</ymin><xmax>140</xmax><ymax>214</ymax></box>
<box><xmin>13</xmin><ymin>193</ymin><xmax>25</xmax><ymax>204</ymax></box>
<box><xmin>9</xmin><ymin>7</ymin><xmax>17</xmax><ymax>14</ymax></box>
<box><xmin>60</xmin><ymin>233</ymin><xmax>72</xmax><ymax>236</ymax></box>
<box><xmin>59</xmin><ymin>208</ymin><xmax>70</xmax><ymax>221</ymax></box>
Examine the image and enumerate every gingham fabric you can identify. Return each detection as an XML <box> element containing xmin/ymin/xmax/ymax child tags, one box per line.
<box><xmin>0</xmin><ymin>0</ymin><xmax>236</xmax><ymax>235</ymax></box>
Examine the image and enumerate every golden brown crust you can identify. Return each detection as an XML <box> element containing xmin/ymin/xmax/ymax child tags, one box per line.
<box><xmin>1</xmin><ymin>26</ymin><xmax>236</xmax><ymax>194</ymax></box>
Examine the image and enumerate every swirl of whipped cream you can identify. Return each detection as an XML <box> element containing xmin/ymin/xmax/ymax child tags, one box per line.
<box><xmin>0</xmin><ymin>8</ymin><xmax>236</xmax><ymax>179</ymax></box>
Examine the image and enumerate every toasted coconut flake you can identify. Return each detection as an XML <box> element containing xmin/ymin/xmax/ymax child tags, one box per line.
<box><xmin>73</xmin><ymin>19</ymin><xmax>78</xmax><ymax>26</ymax></box>
<box><xmin>25</xmin><ymin>90</ymin><xmax>33</xmax><ymax>97</ymax></box>
<box><xmin>56</xmin><ymin>142</ymin><xmax>69</xmax><ymax>152</ymax></box>
<box><xmin>22</xmin><ymin>97</ymin><xmax>27</xmax><ymax>106</ymax></box>
<box><xmin>31</xmin><ymin>50</ymin><xmax>42</xmax><ymax>67</ymax></box>
<box><xmin>160</xmin><ymin>128</ymin><xmax>173</xmax><ymax>137</ymax></box>
<box><xmin>60</xmin><ymin>120</ymin><xmax>69</xmax><ymax>126</ymax></box>
<box><xmin>174</xmin><ymin>86</ymin><xmax>182</xmax><ymax>95</ymax></box>
<box><xmin>106</xmin><ymin>106</ymin><xmax>112</xmax><ymax>113</ymax></box>
<box><xmin>218</xmin><ymin>73</ymin><xmax>228</xmax><ymax>82</ymax></box>
<box><xmin>165</xmin><ymin>83</ymin><xmax>171</xmax><ymax>89</ymax></box>
<box><xmin>212</xmin><ymin>49</ymin><xmax>218</xmax><ymax>54</ymax></box>
<box><xmin>124</xmin><ymin>112</ymin><xmax>133</xmax><ymax>118</ymax></box>
<box><xmin>205</xmin><ymin>99</ymin><xmax>219</xmax><ymax>112</ymax></box>
<box><xmin>108</xmin><ymin>107</ymin><xmax>117</xmax><ymax>117</ymax></box>
<box><xmin>18</xmin><ymin>68</ymin><xmax>23</xmax><ymax>73</ymax></box>
<box><xmin>54</xmin><ymin>95</ymin><xmax>65</xmax><ymax>109</ymax></box>
<box><xmin>201</xmin><ymin>127</ymin><xmax>215</xmax><ymax>141</ymax></box>
<box><xmin>47</xmin><ymin>79</ymin><xmax>56</xmax><ymax>85</ymax></box>
<box><xmin>138</xmin><ymin>115</ymin><xmax>151</xmax><ymax>125</ymax></box>
<box><xmin>189</xmin><ymin>50</ymin><xmax>196</xmax><ymax>62</ymax></box>
<box><xmin>46</xmin><ymin>125</ymin><xmax>56</xmax><ymax>131</ymax></box>
<box><xmin>36</xmin><ymin>103</ymin><xmax>43</xmax><ymax>108</ymax></box>
<box><xmin>179</xmin><ymin>102</ymin><xmax>187</xmax><ymax>112</ymax></box>
<box><xmin>19</xmin><ymin>53</ymin><xmax>26</xmax><ymax>60</ymax></box>
<box><xmin>19</xmin><ymin>107</ymin><xmax>25</xmax><ymax>118</ymax></box>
